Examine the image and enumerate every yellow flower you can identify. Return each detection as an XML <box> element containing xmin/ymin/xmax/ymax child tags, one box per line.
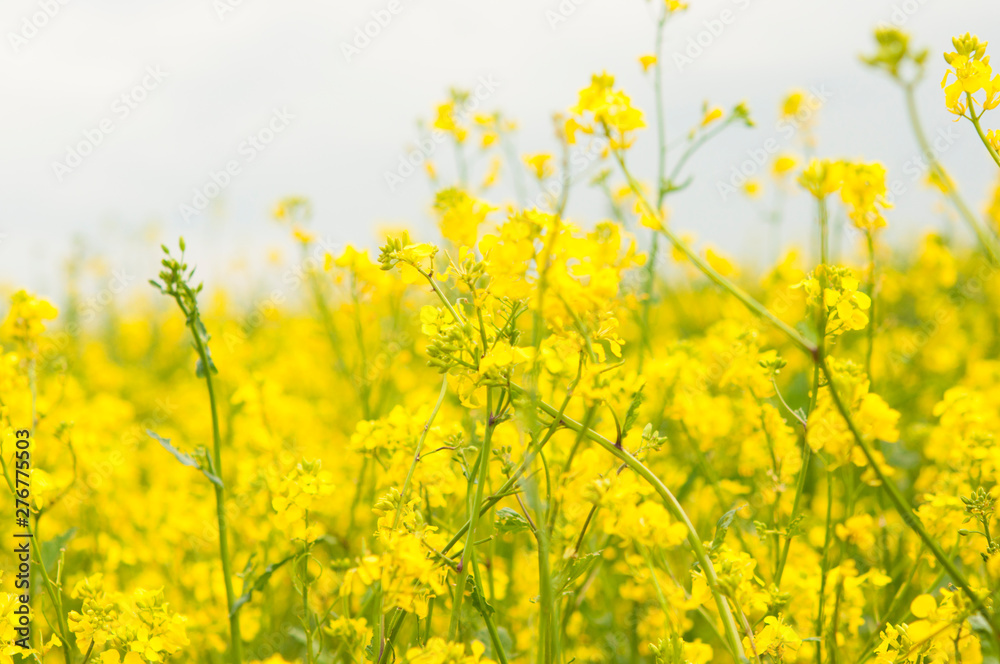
<box><xmin>568</xmin><ymin>72</ymin><xmax>646</xmax><ymax>149</ymax></box>
<box><xmin>910</xmin><ymin>594</ymin><xmax>938</xmax><ymax>619</ymax></box>
<box><xmin>741</xmin><ymin>178</ymin><xmax>762</xmax><ymax>198</ymax></box>
<box><xmin>639</xmin><ymin>54</ymin><xmax>658</xmax><ymax>72</ymax></box>
<box><xmin>745</xmin><ymin>616</ymin><xmax>800</xmax><ymax>663</ymax></box>
<box><xmin>100</xmin><ymin>652</ymin><xmax>145</xmax><ymax>664</ymax></box>
<box><xmin>1</xmin><ymin>290</ymin><xmax>58</xmax><ymax>345</ymax></box>
<box><xmin>771</xmin><ymin>153</ymin><xmax>797</xmax><ymax>178</ymax></box>
<box><xmin>780</xmin><ymin>89</ymin><xmax>806</xmax><ymax>118</ymax></box>
<box><xmin>705</xmin><ymin>247</ymin><xmax>737</xmax><ymax>276</ymax></box>
<box><xmin>435</xmin><ymin>188</ymin><xmax>494</xmax><ymax>249</ymax></box>
<box><xmin>986</xmin><ymin>128</ymin><xmax>1000</xmax><ymax>153</ymax></box>
<box><xmin>433</xmin><ymin>98</ymin><xmax>468</xmax><ymax>143</ymax></box>
<box><xmin>835</xmin><ymin>514</ymin><xmax>877</xmax><ymax>551</ymax></box>
<box><xmin>942</xmin><ymin>33</ymin><xmax>999</xmax><ymax>115</ymax></box>
<box><xmin>839</xmin><ymin>160</ymin><xmax>892</xmax><ymax>231</ymax></box>
<box><xmin>798</xmin><ymin>158</ymin><xmax>843</xmax><ymax>198</ymax></box>
<box><xmin>700</xmin><ymin>106</ymin><xmax>723</xmax><ymax>127</ymax></box>
<box><xmin>523</xmin><ymin>152</ymin><xmax>554</xmax><ymax>180</ymax></box>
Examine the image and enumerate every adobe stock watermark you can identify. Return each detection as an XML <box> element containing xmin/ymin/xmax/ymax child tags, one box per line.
<box><xmin>383</xmin><ymin>75</ymin><xmax>501</xmax><ymax>191</ymax></box>
<box><xmin>50</xmin><ymin>66</ymin><xmax>169</xmax><ymax>183</ymax></box>
<box><xmin>223</xmin><ymin>235</ymin><xmax>341</xmax><ymax>351</ymax></box>
<box><xmin>545</xmin><ymin>0</ymin><xmax>586</xmax><ymax>31</ymax></box>
<box><xmin>529</xmin><ymin>136</ymin><xmax>609</xmax><ymax>211</ymax></box>
<box><xmin>885</xmin><ymin>126</ymin><xmax>959</xmax><ymax>205</ymax></box>
<box><xmin>672</xmin><ymin>0</ymin><xmax>754</xmax><ymax>72</ymax></box>
<box><xmin>876</xmin><ymin>0</ymin><xmax>931</xmax><ymax>30</ymax></box>
<box><xmin>213</xmin><ymin>0</ymin><xmax>249</xmax><ymax>21</ymax></box>
<box><xmin>178</xmin><ymin>107</ymin><xmax>295</xmax><ymax>223</ymax></box>
<box><xmin>8</xmin><ymin>0</ymin><xmax>72</xmax><ymax>53</ymax></box>
<box><xmin>38</xmin><ymin>268</ymin><xmax>138</xmax><ymax>376</ymax></box>
<box><xmin>716</xmin><ymin>84</ymin><xmax>831</xmax><ymax>201</ymax></box>
<box><xmin>340</xmin><ymin>0</ymin><xmax>408</xmax><ymax>63</ymax></box>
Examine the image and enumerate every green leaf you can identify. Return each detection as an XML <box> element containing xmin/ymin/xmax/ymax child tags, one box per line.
<box><xmin>200</xmin><ymin>469</ymin><xmax>224</xmax><ymax>488</ymax></box>
<box><xmin>710</xmin><ymin>505</ymin><xmax>742</xmax><ymax>553</ymax></box>
<box><xmin>552</xmin><ymin>551</ymin><xmax>603</xmax><ymax>595</ymax></box>
<box><xmin>494</xmin><ymin>507</ymin><xmax>531</xmax><ymax>535</ymax></box>
<box><xmin>969</xmin><ymin>614</ymin><xmax>999</xmax><ymax>664</ymax></box>
<box><xmin>147</xmin><ymin>430</ymin><xmax>198</xmax><ymax>468</ymax></box>
<box><xmin>465</xmin><ymin>575</ymin><xmax>494</xmax><ymax>617</ymax></box>
<box><xmin>230</xmin><ymin>554</ymin><xmax>296</xmax><ymax>617</ymax></box>
<box><xmin>146</xmin><ymin>430</ymin><xmax>224</xmax><ymax>488</ymax></box>
<box><xmin>195</xmin><ymin>355</ymin><xmax>218</xmax><ymax>378</ymax></box>
<box><xmin>41</xmin><ymin>528</ymin><xmax>77</xmax><ymax>573</ymax></box>
<box><xmin>622</xmin><ymin>386</ymin><xmax>645</xmax><ymax>438</ymax></box>
<box><xmin>364</xmin><ymin>630</ymin><xmax>378</xmax><ymax>661</ymax></box>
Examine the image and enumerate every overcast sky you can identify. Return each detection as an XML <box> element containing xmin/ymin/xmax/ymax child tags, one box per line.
<box><xmin>3</xmin><ymin>0</ymin><xmax>1000</xmax><ymax>301</ymax></box>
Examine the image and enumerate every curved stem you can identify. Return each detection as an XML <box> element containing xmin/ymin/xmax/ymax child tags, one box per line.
<box><xmin>817</xmin><ymin>355</ymin><xmax>1000</xmax><ymax>642</ymax></box>
<box><xmin>965</xmin><ymin>93</ymin><xmax>1000</xmax><ymax>169</ymax></box>
<box><xmin>512</xmin><ymin>382</ymin><xmax>748</xmax><ymax>663</ymax></box>
<box><xmin>613</xmin><ymin>149</ymin><xmax>817</xmax><ymax>356</ymax></box>
<box><xmin>393</xmin><ymin>377</ymin><xmax>448</xmax><ymax>531</ymax></box>
<box><xmin>902</xmin><ymin>82</ymin><xmax>1000</xmax><ymax>264</ymax></box>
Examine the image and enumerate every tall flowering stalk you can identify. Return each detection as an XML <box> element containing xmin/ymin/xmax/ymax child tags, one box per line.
<box><xmin>150</xmin><ymin>240</ymin><xmax>244</xmax><ymax>664</ymax></box>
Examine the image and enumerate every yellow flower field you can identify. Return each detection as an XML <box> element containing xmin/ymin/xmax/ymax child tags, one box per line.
<box><xmin>4</xmin><ymin>9</ymin><xmax>1000</xmax><ymax>664</ymax></box>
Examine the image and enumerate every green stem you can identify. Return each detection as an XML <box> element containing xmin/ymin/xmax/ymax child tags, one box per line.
<box><xmin>375</xmin><ymin>378</ymin><xmax>449</xmax><ymax>661</ymax></box>
<box><xmin>302</xmin><ymin>531</ymin><xmax>313</xmax><ymax>664</ymax></box>
<box><xmin>814</xmin><ymin>471</ymin><xmax>835</xmax><ymax>664</ymax></box>
<box><xmin>441</xmin><ymin>381</ymin><xmax>578</xmax><ymax>556</ymax></box>
<box><xmin>394</xmin><ymin>377</ymin><xmax>448</xmax><ymax>531</ymax></box>
<box><xmin>469</xmin><ymin>547</ymin><xmax>510</xmax><ymax>664</ymax></box>
<box><xmin>612</xmin><ymin>149</ymin><xmax>816</xmax><ymax>356</ymax></box>
<box><xmin>773</xmin><ymin>441</ymin><xmax>810</xmax><ymax>586</ymax></box>
<box><xmin>184</xmin><ymin>299</ymin><xmax>243</xmax><ymax>664</ymax></box>
<box><xmin>638</xmin><ymin>10</ymin><xmax>669</xmax><ymax>372</ymax></box>
<box><xmin>902</xmin><ymin>82</ymin><xmax>1000</xmax><ymax>264</ymax></box>
<box><xmin>817</xmin><ymin>354</ymin><xmax>1000</xmax><ymax>642</ymax></box>
<box><xmin>512</xmin><ymin>382</ymin><xmax>748</xmax><ymax>663</ymax></box>
<box><xmin>449</xmin><ymin>389</ymin><xmax>499</xmax><ymax>641</ymax></box>
<box><xmin>966</xmin><ymin>93</ymin><xmax>1000</xmax><ymax>169</ymax></box>
<box><xmin>865</xmin><ymin>230</ymin><xmax>876</xmax><ymax>385</ymax></box>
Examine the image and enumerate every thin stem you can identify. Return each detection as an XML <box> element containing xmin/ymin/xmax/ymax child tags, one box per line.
<box><xmin>80</xmin><ymin>641</ymin><xmax>95</xmax><ymax>664</ymax></box>
<box><xmin>511</xmin><ymin>382</ymin><xmax>748</xmax><ymax>663</ymax></box>
<box><xmin>469</xmin><ymin>546</ymin><xmax>510</xmax><ymax>664</ymax></box>
<box><xmin>817</xmin><ymin>354</ymin><xmax>1000</xmax><ymax>642</ymax></box>
<box><xmin>865</xmin><ymin>229</ymin><xmax>876</xmax><ymax>385</ymax></box>
<box><xmin>449</xmin><ymin>389</ymin><xmax>499</xmax><ymax>641</ymax></box>
<box><xmin>182</xmin><ymin>297</ymin><xmax>243</xmax><ymax>664</ymax></box>
<box><xmin>375</xmin><ymin>378</ymin><xmax>449</xmax><ymax>661</ymax></box>
<box><xmin>302</xmin><ymin>529</ymin><xmax>314</xmax><ymax>664</ymax></box>
<box><xmin>814</xmin><ymin>471</ymin><xmax>835</xmax><ymax>664</ymax></box>
<box><xmin>773</xmin><ymin>441</ymin><xmax>810</xmax><ymax>586</ymax></box>
<box><xmin>638</xmin><ymin>9</ymin><xmax>670</xmax><ymax>372</ymax></box>
<box><xmin>613</xmin><ymin>148</ymin><xmax>816</xmax><ymax>356</ymax></box>
<box><xmin>394</xmin><ymin>377</ymin><xmax>449</xmax><ymax>531</ymax></box>
<box><xmin>440</xmin><ymin>379</ymin><xmax>579</xmax><ymax>556</ymax></box>
<box><xmin>499</xmin><ymin>125</ymin><xmax>528</xmax><ymax>206</ymax></box>
<box><xmin>902</xmin><ymin>82</ymin><xmax>1000</xmax><ymax>264</ymax></box>
<box><xmin>965</xmin><ymin>93</ymin><xmax>1000</xmax><ymax>169</ymax></box>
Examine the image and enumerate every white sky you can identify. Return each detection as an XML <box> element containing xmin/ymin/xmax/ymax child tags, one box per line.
<box><xmin>2</xmin><ymin>0</ymin><xmax>1000</xmax><ymax>301</ymax></box>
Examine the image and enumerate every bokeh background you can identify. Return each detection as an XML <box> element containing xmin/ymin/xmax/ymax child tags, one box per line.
<box><xmin>3</xmin><ymin>0</ymin><xmax>1000</xmax><ymax>298</ymax></box>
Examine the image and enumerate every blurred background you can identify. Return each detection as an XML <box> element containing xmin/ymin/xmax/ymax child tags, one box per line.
<box><xmin>3</xmin><ymin>0</ymin><xmax>999</xmax><ymax>300</ymax></box>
